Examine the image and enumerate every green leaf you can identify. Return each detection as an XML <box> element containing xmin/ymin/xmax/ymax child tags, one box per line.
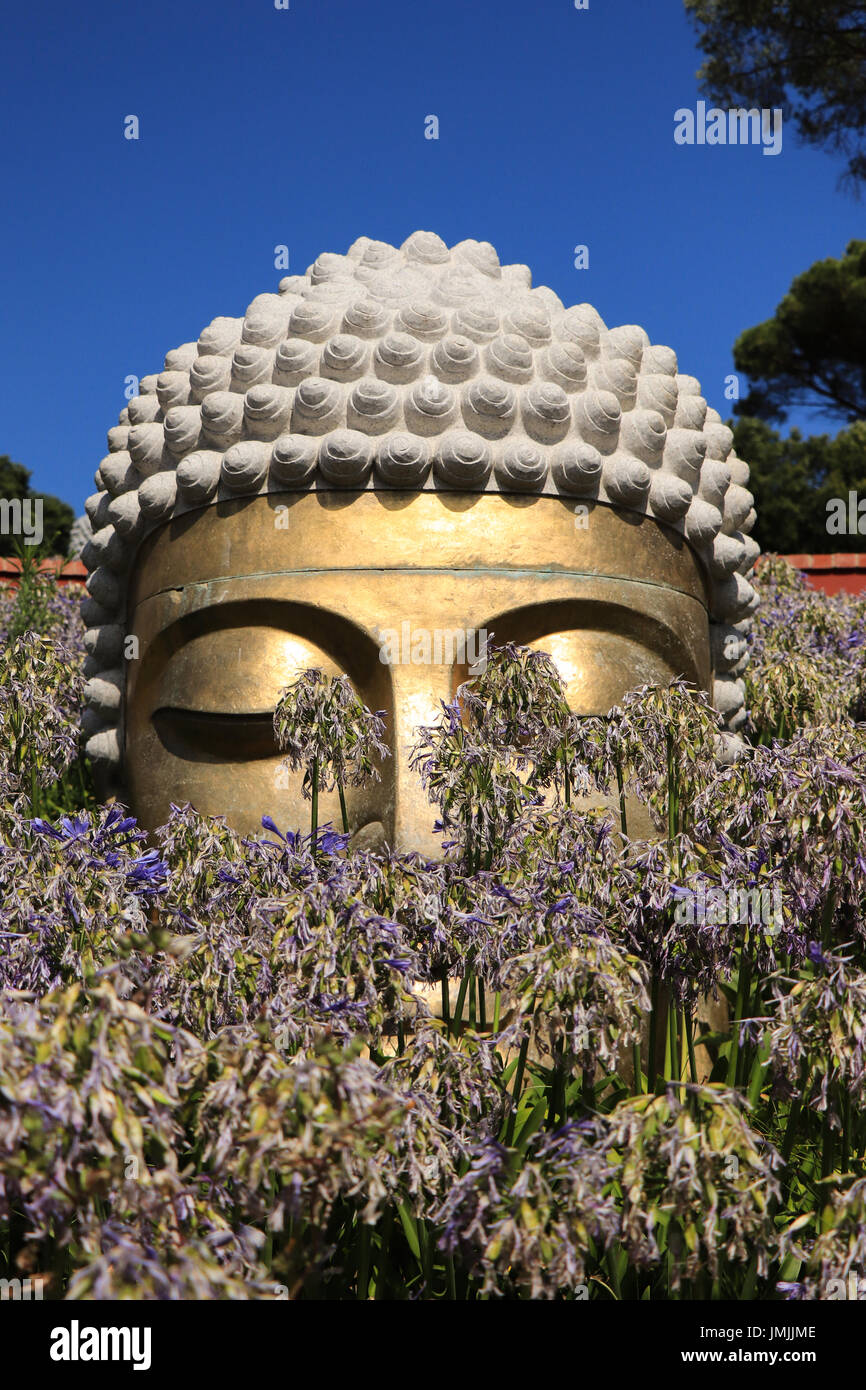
<box><xmin>397</xmin><ymin>1202</ymin><xmax>421</xmax><ymax>1261</ymax></box>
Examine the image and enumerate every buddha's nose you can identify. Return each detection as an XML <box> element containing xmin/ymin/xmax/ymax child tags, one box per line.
<box><xmin>383</xmin><ymin>653</ymin><xmax>462</xmax><ymax>858</ymax></box>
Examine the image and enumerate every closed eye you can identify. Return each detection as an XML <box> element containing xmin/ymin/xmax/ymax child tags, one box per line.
<box><xmin>152</xmin><ymin>707</ymin><xmax>279</xmax><ymax>762</ymax></box>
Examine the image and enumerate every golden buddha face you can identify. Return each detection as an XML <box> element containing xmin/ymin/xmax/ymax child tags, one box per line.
<box><xmin>124</xmin><ymin>490</ymin><xmax>711</xmax><ymax>853</ymax></box>
<box><xmin>82</xmin><ymin>237</ymin><xmax>757</xmax><ymax>840</ymax></box>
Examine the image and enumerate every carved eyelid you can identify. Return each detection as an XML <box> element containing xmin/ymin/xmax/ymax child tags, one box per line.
<box><xmin>153</xmin><ymin>624</ymin><xmax>350</xmax><ymax>719</ymax></box>
<box><xmin>151</xmin><ymin>706</ymin><xmax>279</xmax><ymax>763</ymax></box>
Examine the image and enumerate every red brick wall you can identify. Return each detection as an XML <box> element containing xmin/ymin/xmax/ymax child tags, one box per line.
<box><xmin>780</xmin><ymin>555</ymin><xmax>866</xmax><ymax>597</ymax></box>
<box><xmin>0</xmin><ymin>557</ymin><xmax>87</xmax><ymax>588</ymax></box>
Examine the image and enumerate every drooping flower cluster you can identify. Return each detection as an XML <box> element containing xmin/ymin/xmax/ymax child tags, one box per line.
<box><xmin>411</xmin><ymin>643</ymin><xmax>572</xmax><ymax>866</ymax></box>
<box><xmin>274</xmin><ymin>669</ymin><xmax>389</xmax><ymax>799</ymax></box>
<box><xmin>0</xmin><ymin>632</ymin><xmax>83</xmax><ymax>799</ymax></box>
<box><xmin>747</xmin><ymin>556</ymin><xmax>866</xmax><ymax>738</ymax></box>
<box><xmin>781</xmin><ymin>1177</ymin><xmax>866</xmax><ymax>1302</ymax></box>
<box><xmin>435</xmin><ymin>1126</ymin><xmax>619</xmax><ymax>1299</ymax></box>
<box><xmin>598</xmin><ymin>1086</ymin><xmax>782</xmax><ymax>1289</ymax></box>
<box><xmin>767</xmin><ymin>950</ymin><xmax>866</xmax><ymax>1127</ymax></box>
<box><xmin>497</xmin><ymin>933</ymin><xmax>648</xmax><ymax>1077</ymax></box>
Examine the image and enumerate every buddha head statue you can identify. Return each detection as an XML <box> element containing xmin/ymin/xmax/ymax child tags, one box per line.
<box><xmin>80</xmin><ymin>231</ymin><xmax>758</xmax><ymax>854</ymax></box>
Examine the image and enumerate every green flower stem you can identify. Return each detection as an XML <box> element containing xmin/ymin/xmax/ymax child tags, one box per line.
<box><xmin>310</xmin><ymin>755</ymin><xmax>319</xmax><ymax>857</ymax></box>
<box><xmin>821</xmin><ymin>893</ymin><xmax>835</xmax><ymax>952</ymax></box>
<box><xmin>338</xmin><ymin>782</ymin><xmax>349</xmax><ymax>835</ymax></box>
<box><xmin>357</xmin><ymin>1223</ymin><xmax>371</xmax><ymax>1299</ymax></box>
<box><xmin>547</xmin><ymin>1065</ymin><xmax>560</xmax><ymax>1127</ymax></box>
<box><xmin>740</xmin><ymin>1253</ymin><xmax>759</xmax><ymax>1300</ymax></box>
<box><xmin>505</xmin><ymin>1011</ymin><xmax>534</xmax><ymax>1146</ymax></box>
<box><xmin>666</xmin><ymin>731</ymin><xmax>678</xmax><ymax>842</ymax></box>
<box><xmin>647</xmin><ymin>974</ymin><xmax>661</xmax><ymax>1091</ymax></box>
<box><xmin>451</xmin><ymin>964</ymin><xmax>474</xmax><ymax>1036</ymax></box>
<box><xmin>440</xmin><ymin>974</ymin><xmax>451</xmax><ymax>1034</ymax></box>
<box><xmin>780</xmin><ymin>1094</ymin><xmax>803</xmax><ymax>1167</ymax></box>
<box><xmin>684</xmin><ymin>1011</ymin><xmax>698</xmax><ymax>1086</ymax></box>
<box><xmin>559</xmin><ymin>1051</ymin><xmax>572</xmax><ymax>1123</ymax></box>
<box><xmin>727</xmin><ymin>924</ymin><xmax>752</xmax><ymax>1088</ymax></box>
<box><xmin>743</xmin><ymin>964</ymin><xmax>763</xmax><ymax>1089</ymax></box>
<box><xmin>665</xmin><ymin>1001</ymin><xmax>677</xmax><ymax>1085</ymax></box>
<box><xmin>632</xmin><ymin>1040</ymin><xmax>643</xmax><ymax>1095</ymax></box>
<box><xmin>418</xmin><ymin>1218</ymin><xmax>433</xmax><ymax>1292</ymax></box>
<box><xmin>581</xmin><ymin>1060</ymin><xmax>594</xmax><ymax>1112</ymax></box>
<box><xmin>614</xmin><ymin>759</ymin><xmax>628</xmax><ymax>836</ymax></box>
<box><xmin>821</xmin><ymin>1113</ymin><xmax>835</xmax><ymax>1180</ymax></box>
<box><xmin>464</xmin><ymin>814</ymin><xmax>475</xmax><ymax>876</ymax></box>
<box><xmin>374</xmin><ymin>1209</ymin><xmax>394</xmax><ymax>1300</ymax></box>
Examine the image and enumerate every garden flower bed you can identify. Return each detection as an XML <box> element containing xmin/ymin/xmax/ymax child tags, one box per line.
<box><xmin>1</xmin><ymin>555</ymin><xmax>865</xmax><ymax>1300</ymax></box>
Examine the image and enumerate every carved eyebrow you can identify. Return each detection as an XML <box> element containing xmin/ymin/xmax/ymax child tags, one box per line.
<box><xmin>152</xmin><ymin>707</ymin><xmax>279</xmax><ymax>763</ymax></box>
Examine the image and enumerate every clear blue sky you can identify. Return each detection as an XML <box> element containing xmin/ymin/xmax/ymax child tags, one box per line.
<box><xmin>1</xmin><ymin>0</ymin><xmax>860</xmax><ymax>512</ymax></box>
